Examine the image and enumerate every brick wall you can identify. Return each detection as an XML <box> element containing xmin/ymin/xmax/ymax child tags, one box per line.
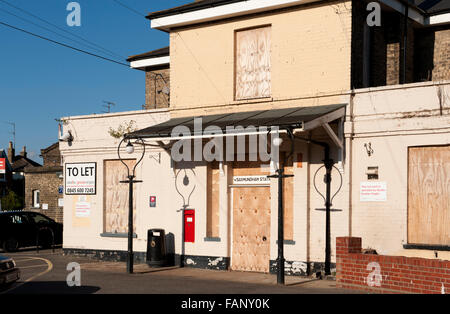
<box><xmin>24</xmin><ymin>170</ymin><xmax>63</xmax><ymax>223</ymax></box>
<box><xmin>336</xmin><ymin>237</ymin><xmax>450</xmax><ymax>294</ymax></box>
<box><xmin>352</xmin><ymin>1</ymin><xmax>417</xmax><ymax>88</ymax></box>
<box><xmin>145</xmin><ymin>67</ymin><xmax>170</xmax><ymax>110</ymax></box>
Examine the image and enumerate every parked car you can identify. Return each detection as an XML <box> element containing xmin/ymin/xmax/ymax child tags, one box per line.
<box><xmin>0</xmin><ymin>255</ymin><xmax>20</xmax><ymax>285</ymax></box>
<box><xmin>0</xmin><ymin>211</ymin><xmax>63</xmax><ymax>252</ymax></box>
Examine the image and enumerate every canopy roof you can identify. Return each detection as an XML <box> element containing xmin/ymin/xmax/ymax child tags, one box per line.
<box><xmin>126</xmin><ymin>104</ymin><xmax>346</xmax><ymax>140</ymax></box>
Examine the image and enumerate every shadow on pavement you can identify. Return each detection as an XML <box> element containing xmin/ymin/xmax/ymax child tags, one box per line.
<box><xmin>0</xmin><ymin>245</ymin><xmax>63</xmax><ymax>254</ymax></box>
<box><xmin>4</xmin><ymin>281</ymin><xmax>100</xmax><ymax>294</ymax></box>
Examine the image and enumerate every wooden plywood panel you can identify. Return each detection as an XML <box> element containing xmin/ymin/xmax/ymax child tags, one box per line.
<box><xmin>232</xmin><ymin>187</ymin><xmax>271</xmax><ymax>273</ymax></box>
<box><xmin>408</xmin><ymin>146</ymin><xmax>450</xmax><ymax>245</ymax></box>
<box><xmin>235</xmin><ymin>26</ymin><xmax>271</xmax><ymax>100</ymax></box>
<box><xmin>207</xmin><ymin>162</ymin><xmax>220</xmax><ymax>238</ymax></box>
<box><xmin>282</xmin><ymin>154</ymin><xmax>294</xmax><ymax>241</ymax></box>
<box><xmin>232</xmin><ymin>160</ymin><xmax>270</xmax><ymax>177</ymax></box>
<box><xmin>104</xmin><ymin>159</ymin><xmax>136</xmax><ymax>234</ymax></box>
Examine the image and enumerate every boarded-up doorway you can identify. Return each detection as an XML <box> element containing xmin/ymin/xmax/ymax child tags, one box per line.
<box><xmin>231</xmin><ymin>186</ymin><xmax>271</xmax><ymax>272</ymax></box>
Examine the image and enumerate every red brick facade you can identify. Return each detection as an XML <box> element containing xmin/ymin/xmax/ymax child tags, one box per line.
<box><xmin>336</xmin><ymin>237</ymin><xmax>450</xmax><ymax>294</ymax></box>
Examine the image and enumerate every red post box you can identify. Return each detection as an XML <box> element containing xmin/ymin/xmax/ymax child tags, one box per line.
<box><xmin>184</xmin><ymin>209</ymin><xmax>195</xmax><ymax>243</ymax></box>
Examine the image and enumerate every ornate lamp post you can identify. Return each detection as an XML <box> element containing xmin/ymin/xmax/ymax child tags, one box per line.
<box><xmin>117</xmin><ymin>137</ymin><xmax>145</xmax><ymax>274</ymax></box>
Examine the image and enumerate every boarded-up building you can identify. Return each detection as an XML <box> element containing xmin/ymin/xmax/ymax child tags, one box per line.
<box><xmin>60</xmin><ymin>0</ymin><xmax>450</xmax><ymax>282</ymax></box>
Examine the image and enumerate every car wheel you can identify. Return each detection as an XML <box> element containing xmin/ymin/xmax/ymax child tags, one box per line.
<box><xmin>3</xmin><ymin>237</ymin><xmax>19</xmax><ymax>252</ymax></box>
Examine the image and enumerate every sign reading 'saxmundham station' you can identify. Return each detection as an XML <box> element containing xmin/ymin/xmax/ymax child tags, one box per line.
<box><xmin>65</xmin><ymin>162</ymin><xmax>97</xmax><ymax>195</ymax></box>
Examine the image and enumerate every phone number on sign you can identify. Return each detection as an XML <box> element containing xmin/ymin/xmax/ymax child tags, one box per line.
<box><xmin>66</xmin><ymin>187</ymin><xmax>95</xmax><ymax>194</ymax></box>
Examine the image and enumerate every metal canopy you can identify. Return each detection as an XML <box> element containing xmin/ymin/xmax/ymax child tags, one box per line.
<box><xmin>126</xmin><ymin>103</ymin><xmax>346</xmax><ymax>140</ymax></box>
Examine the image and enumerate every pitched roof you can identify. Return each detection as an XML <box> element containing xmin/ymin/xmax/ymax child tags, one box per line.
<box><xmin>40</xmin><ymin>142</ymin><xmax>59</xmax><ymax>155</ymax></box>
<box><xmin>127</xmin><ymin>46</ymin><xmax>170</xmax><ymax>62</ymax></box>
<box><xmin>11</xmin><ymin>155</ymin><xmax>41</xmax><ymax>172</ymax></box>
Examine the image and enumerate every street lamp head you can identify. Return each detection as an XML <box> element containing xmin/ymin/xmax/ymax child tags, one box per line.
<box><xmin>273</xmin><ymin>137</ymin><xmax>283</xmax><ymax>147</ymax></box>
<box><xmin>126</xmin><ymin>140</ymin><xmax>134</xmax><ymax>154</ymax></box>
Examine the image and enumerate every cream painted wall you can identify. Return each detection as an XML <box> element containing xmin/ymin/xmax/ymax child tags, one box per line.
<box><xmin>169</xmin><ymin>1</ymin><xmax>352</xmax><ymax>117</ymax></box>
<box><xmin>349</xmin><ymin>81</ymin><xmax>450</xmax><ymax>261</ymax></box>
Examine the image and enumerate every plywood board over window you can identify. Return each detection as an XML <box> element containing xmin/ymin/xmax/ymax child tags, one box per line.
<box><xmin>235</xmin><ymin>26</ymin><xmax>271</xmax><ymax>100</ymax></box>
<box><xmin>408</xmin><ymin>146</ymin><xmax>449</xmax><ymax>246</ymax></box>
<box><xmin>282</xmin><ymin>153</ymin><xmax>294</xmax><ymax>241</ymax></box>
<box><xmin>104</xmin><ymin>159</ymin><xmax>136</xmax><ymax>234</ymax></box>
<box><xmin>206</xmin><ymin>162</ymin><xmax>220</xmax><ymax>238</ymax></box>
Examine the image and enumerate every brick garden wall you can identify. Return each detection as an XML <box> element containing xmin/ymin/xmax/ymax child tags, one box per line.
<box><xmin>336</xmin><ymin>237</ymin><xmax>450</xmax><ymax>294</ymax></box>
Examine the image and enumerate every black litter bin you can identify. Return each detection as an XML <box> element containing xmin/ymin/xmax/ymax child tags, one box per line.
<box><xmin>146</xmin><ymin>229</ymin><xmax>167</xmax><ymax>267</ymax></box>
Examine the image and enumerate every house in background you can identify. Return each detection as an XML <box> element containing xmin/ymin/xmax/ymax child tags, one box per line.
<box><xmin>127</xmin><ymin>46</ymin><xmax>170</xmax><ymax>110</ymax></box>
<box><xmin>24</xmin><ymin>142</ymin><xmax>64</xmax><ymax>223</ymax></box>
<box><xmin>1</xmin><ymin>141</ymin><xmax>41</xmax><ymax>210</ymax></box>
<box><xmin>0</xmin><ymin>149</ymin><xmax>13</xmax><ymax>202</ymax></box>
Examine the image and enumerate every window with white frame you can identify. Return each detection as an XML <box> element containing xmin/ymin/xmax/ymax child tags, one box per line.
<box><xmin>32</xmin><ymin>190</ymin><xmax>40</xmax><ymax>208</ymax></box>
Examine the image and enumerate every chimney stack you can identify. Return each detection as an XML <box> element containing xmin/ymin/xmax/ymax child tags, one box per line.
<box><xmin>7</xmin><ymin>141</ymin><xmax>14</xmax><ymax>163</ymax></box>
<box><xmin>20</xmin><ymin>146</ymin><xmax>27</xmax><ymax>158</ymax></box>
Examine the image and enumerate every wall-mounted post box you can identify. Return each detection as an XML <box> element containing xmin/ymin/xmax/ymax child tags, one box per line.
<box><xmin>184</xmin><ymin>209</ymin><xmax>195</xmax><ymax>243</ymax></box>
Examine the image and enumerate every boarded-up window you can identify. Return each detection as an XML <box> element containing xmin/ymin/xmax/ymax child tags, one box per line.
<box><xmin>408</xmin><ymin>146</ymin><xmax>450</xmax><ymax>246</ymax></box>
<box><xmin>104</xmin><ymin>160</ymin><xmax>136</xmax><ymax>234</ymax></box>
<box><xmin>235</xmin><ymin>26</ymin><xmax>271</xmax><ymax>100</ymax></box>
<box><xmin>206</xmin><ymin>162</ymin><xmax>220</xmax><ymax>238</ymax></box>
<box><xmin>281</xmin><ymin>153</ymin><xmax>294</xmax><ymax>241</ymax></box>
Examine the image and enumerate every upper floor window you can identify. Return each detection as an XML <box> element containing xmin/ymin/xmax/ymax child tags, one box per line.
<box><xmin>235</xmin><ymin>26</ymin><xmax>271</xmax><ymax>100</ymax></box>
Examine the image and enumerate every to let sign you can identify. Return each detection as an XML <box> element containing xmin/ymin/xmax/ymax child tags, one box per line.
<box><xmin>65</xmin><ymin>163</ymin><xmax>97</xmax><ymax>195</ymax></box>
<box><xmin>0</xmin><ymin>158</ymin><xmax>5</xmax><ymax>174</ymax></box>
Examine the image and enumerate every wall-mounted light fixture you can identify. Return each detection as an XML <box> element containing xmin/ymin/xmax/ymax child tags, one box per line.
<box><xmin>59</xmin><ymin>130</ymin><xmax>73</xmax><ymax>143</ymax></box>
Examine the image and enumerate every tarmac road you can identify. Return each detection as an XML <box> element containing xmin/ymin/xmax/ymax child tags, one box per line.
<box><xmin>1</xmin><ymin>248</ymin><xmax>361</xmax><ymax>295</ymax></box>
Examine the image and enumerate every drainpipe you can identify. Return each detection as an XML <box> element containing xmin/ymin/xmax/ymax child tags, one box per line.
<box><xmin>292</xmin><ymin>135</ymin><xmax>334</xmax><ymax>276</ymax></box>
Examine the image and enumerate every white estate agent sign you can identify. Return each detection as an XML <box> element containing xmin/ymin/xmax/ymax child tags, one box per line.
<box><xmin>360</xmin><ymin>181</ymin><xmax>387</xmax><ymax>202</ymax></box>
<box><xmin>65</xmin><ymin>163</ymin><xmax>97</xmax><ymax>195</ymax></box>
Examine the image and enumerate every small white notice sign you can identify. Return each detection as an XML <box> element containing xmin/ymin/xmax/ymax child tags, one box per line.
<box><xmin>75</xmin><ymin>202</ymin><xmax>91</xmax><ymax>217</ymax></box>
<box><xmin>360</xmin><ymin>182</ymin><xmax>387</xmax><ymax>202</ymax></box>
<box><xmin>42</xmin><ymin>204</ymin><xmax>48</xmax><ymax>210</ymax></box>
<box><xmin>233</xmin><ymin>175</ymin><xmax>271</xmax><ymax>185</ymax></box>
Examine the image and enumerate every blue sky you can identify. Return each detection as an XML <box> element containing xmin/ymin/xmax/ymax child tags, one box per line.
<box><xmin>0</xmin><ymin>0</ymin><xmax>188</xmax><ymax>162</ymax></box>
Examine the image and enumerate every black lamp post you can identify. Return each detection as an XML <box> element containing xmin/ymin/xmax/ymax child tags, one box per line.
<box><xmin>117</xmin><ymin>137</ymin><xmax>146</xmax><ymax>274</ymax></box>
<box><xmin>267</xmin><ymin>130</ymin><xmax>294</xmax><ymax>285</ymax></box>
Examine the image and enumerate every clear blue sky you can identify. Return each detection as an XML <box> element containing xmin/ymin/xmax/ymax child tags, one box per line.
<box><xmin>0</xmin><ymin>0</ymin><xmax>188</xmax><ymax>163</ymax></box>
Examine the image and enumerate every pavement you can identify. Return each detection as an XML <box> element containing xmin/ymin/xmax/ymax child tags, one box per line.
<box><xmin>0</xmin><ymin>248</ymin><xmax>363</xmax><ymax>295</ymax></box>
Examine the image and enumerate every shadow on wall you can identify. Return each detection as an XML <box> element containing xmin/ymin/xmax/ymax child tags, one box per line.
<box><xmin>165</xmin><ymin>232</ymin><xmax>175</xmax><ymax>266</ymax></box>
